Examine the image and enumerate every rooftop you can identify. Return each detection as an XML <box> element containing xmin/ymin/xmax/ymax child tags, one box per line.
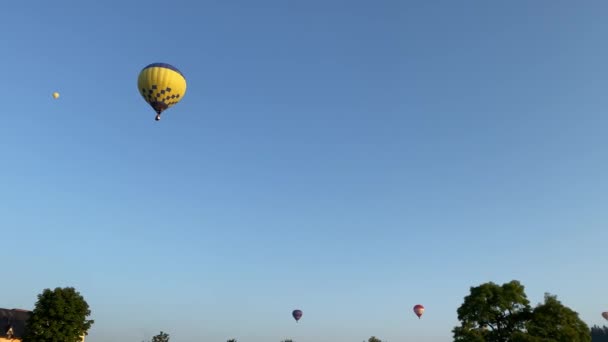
<box><xmin>0</xmin><ymin>308</ymin><xmax>32</xmax><ymax>339</ymax></box>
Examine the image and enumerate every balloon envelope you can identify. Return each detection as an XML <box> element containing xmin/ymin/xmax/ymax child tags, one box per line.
<box><xmin>602</xmin><ymin>312</ymin><xmax>608</xmax><ymax>320</ymax></box>
<box><xmin>292</xmin><ymin>309</ymin><xmax>302</xmax><ymax>322</ymax></box>
<box><xmin>137</xmin><ymin>62</ymin><xmax>187</xmax><ymax>121</ymax></box>
<box><xmin>413</xmin><ymin>304</ymin><xmax>425</xmax><ymax>318</ymax></box>
<box><xmin>52</xmin><ymin>92</ymin><xmax>59</xmax><ymax>99</ymax></box>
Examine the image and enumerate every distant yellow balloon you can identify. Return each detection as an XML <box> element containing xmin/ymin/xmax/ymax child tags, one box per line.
<box><xmin>52</xmin><ymin>92</ymin><xmax>60</xmax><ymax>99</ymax></box>
<box><xmin>137</xmin><ymin>63</ymin><xmax>187</xmax><ymax>121</ymax></box>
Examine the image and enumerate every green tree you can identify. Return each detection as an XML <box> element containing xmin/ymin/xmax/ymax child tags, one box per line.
<box><xmin>453</xmin><ymin>280</ymin><xmax>593</xmax><ymax>342</ymax></box>
<box><xmin>453</xmin><ymin>280</ymin><xmax>532</xmax><ymax>342</ymax></box>
<box><xmin>23</xmin><ymin>287</ymin><xmax>94</xmax><ymax>342</ymax></box>
<box><xmin>591</xmin><ymin>325</ymin><xmax>608</xmax><ymax>341</ymax></box>
<box><xmin>227</xmin><ymin>339</ymin><xmax>237</xmax><ymax>342</ymax></box>
<box><xmin>525</xmin><ymin>293</ymin><xmax>590</xmax><ymax>341</ymax></box>
<box><xmin>367</xmin><ymin>336</ymin><xmax>382</xmax><ymax>342</ymax></box>
<box><xmin>152</xmin><ymin>331</ymin><xmax>169</xmax><ymax>342</ymax></box>
<box><xmin>280</xmin><ymin>340</ymin><xmax>293</xmax><ymax>342</ymax></box>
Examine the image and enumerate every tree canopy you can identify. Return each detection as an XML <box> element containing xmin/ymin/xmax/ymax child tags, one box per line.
<box><xmin>152</xmin><ymin>331</ymin><xmax>170</xmax><ymax>342</ymax></box>
<box><xmin>525</xmin><ymin>293</ymin><xmax>590</xmax><ymax>341</ymax></box>
<box><xmin>591</xmin><ymin>325</ymin><xmax>608</xmax><ymax>341</ymax></box>
<box><xmin>22</xmin><ymin>287</ymin><xmax>94</xmax><ymax>342</ymax></box>
<box><xmin>453</xmin><ymin>280</ymin><xmax>590</xmax><ymax>342</ymax></box>
<box><xmin>453</xmin><ymin>280</ymin><xmax>532</xmax><ymax>342</ymax></box>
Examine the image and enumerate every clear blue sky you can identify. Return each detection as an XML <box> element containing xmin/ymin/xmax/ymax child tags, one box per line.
<box><xmin>2</xmin><ymin>1</ymin><xmax>607</xmax><ymax>341</ymax></box>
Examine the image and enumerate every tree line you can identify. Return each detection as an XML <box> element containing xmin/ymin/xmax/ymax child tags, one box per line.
<box><xmin>19</xmin><ymin>281</ymin><xmax>606</xmax><ymax>342</ymax></box>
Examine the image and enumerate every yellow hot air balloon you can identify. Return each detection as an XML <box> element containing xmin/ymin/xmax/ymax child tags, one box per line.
<box><xmin>137</xmin><ymin>63</ymin><xmax>187</xmax><ymax>121</ymax></box>
<box><xmin>52</xmin><ymin>92</ymin><xmax>60</xmax><ymax>99</ymax></box>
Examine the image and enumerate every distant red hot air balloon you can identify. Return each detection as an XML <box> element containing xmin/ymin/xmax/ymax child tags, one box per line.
<box><xmin>292</xmin><ymin>309</ymin><xmax>302</xmax><ymax>322</ymax></box>
<box><xmin>413</xmin><ymin>304</ymin><xmax>425</xmax><ymax>319</ymax></box>
<box><xmin>602</xmin><ymin>312</ymin><xmax>608</xmax><ymax>321</ymax></box>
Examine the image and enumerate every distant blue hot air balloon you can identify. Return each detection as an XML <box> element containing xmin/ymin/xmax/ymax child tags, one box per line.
<box><xmin>292</xmin><ymin>309</ymin><xmax>302</xmax><ymax>322</ymax></box>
